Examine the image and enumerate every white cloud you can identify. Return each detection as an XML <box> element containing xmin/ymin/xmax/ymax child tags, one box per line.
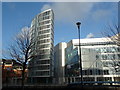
<box><xmin>91</xmin><ymin>9</ymin><xmax>111</xmax><ymax>21</ymax></box>
<box><xmin>41</xmin><ymin>4</ymin><xmax>51</xmax><ymax>12</ymax></box>
<box><xmin>41</xmin><ymin>2</ymin><xmax>94</xmax><ymax>23</ymax></box>
<box><xmin>41</xmin><ymin>2</ymin><xmax>115</xmax><ymax>24</ymax></box>
<box><xmin>86</xmin><ymin>33</ymin><xmax>94</xmax><ymax>38</ymax></box>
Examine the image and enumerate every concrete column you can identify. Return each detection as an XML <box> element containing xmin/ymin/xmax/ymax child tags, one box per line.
<box><xmin>70</xmin><ymin>77</ymin><xmax>72</xmax><ymax>83</ymax></box>
<box><xmin>63</xmin><ymin>77</ymin><xmax>65</xmax><ymax>84</ymax></box>
<box><xmin>74</xmin><ymin>77</ymin><xmax>75</xmax><ymax>82</ymax></box>
<box><xmin>15</xmin><ymin>78</ymin><xmax>17</xmax><ymax>85</ymax></box>
<box><xmin>95</xmin><ymin>77</ymin><xmax>97</xmax><ymax>85</ymax></box>
<box><xmin>112</xmin><ymin>77</ymin><xmax>114</xmax><ymax>85</ymax></box>
<box><xmin>112</xmin><ymin>77</ymin><xmax>114</xmax><ymax>81</ymax></box>
<box><xmin>31</xmin><ymin>77</ymin><xmax>33</xmax><ymax>83</ymax></box>
<box><xmin>66</xmin><ymin>78</ymin><xmax>68</xmax><ymax>84</ymax></box>
<box><xmin>95</xmin><ymin>76</ymin><xmax>97</xmax><ymax>82</ymax></box>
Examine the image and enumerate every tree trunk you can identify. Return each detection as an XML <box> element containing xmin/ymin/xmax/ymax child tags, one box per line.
<box><xmin>21</xmin><ymin>52</ymin><xmax>28</xmax><ymax>90</ymax></box>
<box><xmin>21</xmin><ymin>62</ymin><xmax>25</xmax><ymax>90</ymax></box>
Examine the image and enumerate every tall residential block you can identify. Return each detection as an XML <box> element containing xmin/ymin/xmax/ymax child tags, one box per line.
<box><xmin>28</xmin><ymin>9</ymin><xmax>54</xmax><ymax>84</ymax></box>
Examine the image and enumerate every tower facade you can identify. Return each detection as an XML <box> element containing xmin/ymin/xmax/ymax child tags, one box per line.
<box><xmin>54</xmin><ymin>42</ymin><xmax>67</xmax><ymax>84</ymax></box>
<box><xmin>28</xmin><ymin>9</ymin><xmax>54</xmax><ymax>84</ymax></box>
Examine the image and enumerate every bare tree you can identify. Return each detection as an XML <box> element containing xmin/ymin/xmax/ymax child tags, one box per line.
<box><xmin>103</xmin><ymin>24</ymin><xmax>120</xmax><ymax>46</ymax></box>
<box><xmin>9</xmin><ymin>27</ymin><xmax>32</xmax><ymax>88</ymax></box>
<box><xmin>102</xmin><ymin>24</ymin><xmax>120</xmax><ymax>74</ymax></box>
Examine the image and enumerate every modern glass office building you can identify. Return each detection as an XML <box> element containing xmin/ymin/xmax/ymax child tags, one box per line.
<box><xmin>54</xmin><ymin>37</ymin><xmax>120</xmax><ymax>85</ymax></box>
<box><xmin>28</xmin><ymin>9</ymin><xmax>54</xmax><ymax>84</ymax></box>
<box><xmin>65</xmin><ymin>38</ymin><xmax>120</xmax><ymax>84</ymax></box>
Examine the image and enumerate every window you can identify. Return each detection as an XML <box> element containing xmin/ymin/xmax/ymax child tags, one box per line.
<box><xmin>47</xmin><ymin>11</ymin><xmax>50</xmax><ymax>15</ymax></box>
<box><xmin>102</xmin><ymin>55</ymin><xmax>107</xmax><ymax>60</ymax></box>
<box><xmin>98</xmin><ymin>70</ymin><xmax>101</xmax><ymax>75</ymax></box>
<box><xmin>38</xmin><ymin>29</ymin><xmax>50</xmax><ymax>35</ymax></box>
<box><xmin>39</xmin><ymin>44</ymin><xmax>50</xmax><ymax>49</ymax></box>
<box><xmin>36</xmin><ymin>71</ymin><xmax>49</xmax><ymax>76</ymax></box>
<box><xmin>45</xmin><ymin>16</ymin><xmax>50</xmax><ymax>19</ymax></box>
<box><xmin>39</xmin><ymin>25</ymin><xmax>50</xmax><ymax>30</ymax></box>
<box><xmin>101</xmin><ymin>48</ymin><xmax>107</xmax><ymax>53</ymax></box>
<box><xmin>47</xmin><ymin>25</ymin><xmax>50</xmax><ymax>28</ymax></box>
<box><xmin>109</xmin><ymin>54</ymin><xmax>116</xmax><ymax>60</ymax></box>
<box><xmin>95</xmin><ymin>48</ymin><xmax>101</xmax><ymax>53</ymax></box>
<box><xmin>39</xmin><ymin>49</ymin><xmax>50</xmax><ymax>54</ymax></box>
<box><xmin>38</xmin><ymin>20</ymin><xmax>50</xmax><ymax>26</ymax></box>
<box><xmin>104</xmin><ymin>77</ymin><xmax>111</xmax><ymax>81</ymax></box>
<box><xmin>90</xmin><ymin>70</ymin><xmax>92</xmax><ymax>75</ymax></box>
<box><xmin>111</xmin><ymin>47</ymin><xmax>116</xmax><ymax>53</ymax></box>
<box><xmin>103</xmin><ymin>62</ymin><xmax>108</xmax><ymax>67</ymax></box>
<box><xmin>96</xmin><ymin>55</ymin><xmax>99</xmax><ymax>60</ymax></box>
<box><xmin>39</xmin><ymin>39</ymin><xmax>50</xmax><ymax>44</ymax></box>
<box><xmin>104</xmin><ymin>70</ymin><xmax>109</xmax><ymax>75</ymax></box>
<box><xmin>38</xmin><ymin>54</ymin><xmax>50</xmax><ymax>59</ymax></box>
<box><xmin>37</xmin><ymin>41</ymin><xmax>40</xmax><ymax>44</ymax></box>
<box><xmin>39</xmin><ymin>34</ymin><xmax>50</xmax><ymax>39</ymax></box>
<box><xmin>117</xmin><ymin>48</ymin><xmax>120</xmax><ymax>52</ymax></box>
<box><xmin>43</xmin><ymin>11</ymin><xmax>50</xmax><ymax>16</ymax></box>
<box><xmin>36</xmin><ymin>60</ymin><xmax>50</xmax><ymax>65</ymax></box>
<box><xmin>117</xmin><ymin>54</ymin><xmax>120</xmax><ymax>59</ymax></box>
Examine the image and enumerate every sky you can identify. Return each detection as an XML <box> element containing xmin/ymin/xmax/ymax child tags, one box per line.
<box><xmin>2</xmin><ymin>2</ymin><xmax>118</xmax><ymax>55</ymax></box>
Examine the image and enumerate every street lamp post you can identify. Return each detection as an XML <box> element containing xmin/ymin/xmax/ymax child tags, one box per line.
<box><xmin>76</xmin><ymin>22</ymin><xmax>83</xmax><ymax>86</ymax></box>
